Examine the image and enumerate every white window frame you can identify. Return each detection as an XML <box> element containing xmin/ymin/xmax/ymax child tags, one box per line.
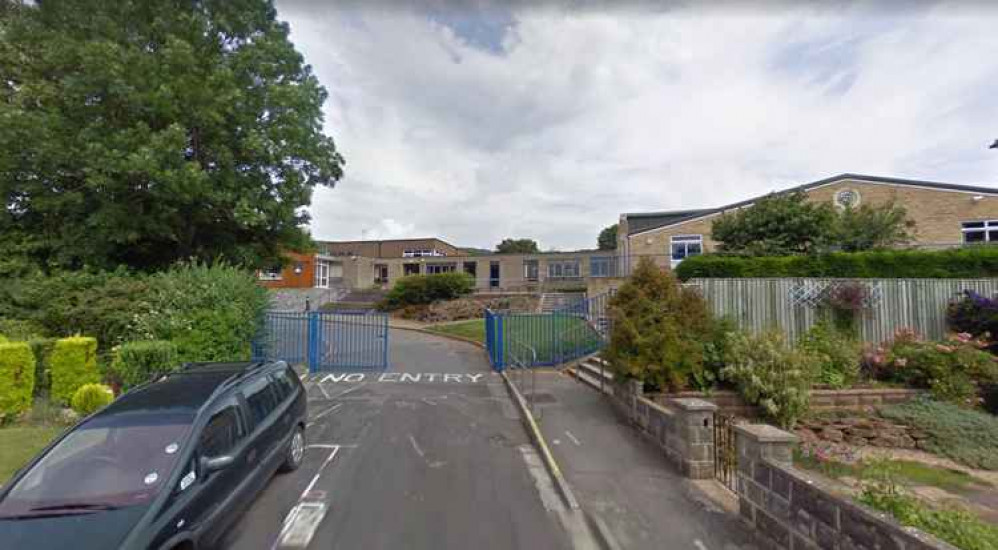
<box><xmin>961</xmin><ymin>220</ymin><xmax>998</xmax><ymax>244</ymax></box>
<box><xmin>403</xmin><ymin>249</ymin><xmax>446</xmax><ymax>258</ymax></box>
<box><xmin>314</xmin><ymin>260</ymin><xmax>330</xmax><ymax>289</ymax></box>
<box><xmin>670</xmin><ymin>235</ymin><xmax>703</xmax><ymax>266</ymax></box>
<box><xmin>258</xmin><ymin>267</ymin><xmax>282</xmax><ymax>281</ymax></box>
<box><xmin>374</xmin><ymin>264</ymin><xmax>389</xmax><ymax>284</ymax></box>
<box><xmin>548</xmin><ymin>260</ymin><xmax>581</xmax><ymax>279</ymax></box>
<box><xmin>523</xmin><ymin>260</ymin><xmax>539</xmax><ymax>282</ymax></box>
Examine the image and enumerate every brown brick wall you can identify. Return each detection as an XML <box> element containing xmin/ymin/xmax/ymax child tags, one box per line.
<box><xmin>259</xmin><ymin>252</ymin><xmax>315</xmax><ymax>289</ymax></box>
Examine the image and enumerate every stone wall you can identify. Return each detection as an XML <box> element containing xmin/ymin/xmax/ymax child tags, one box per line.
<box><xmin>654</xmin><ymin>388</ymin><xmax>924</xmax><ymax>418</ymax></box>
<box><xmin>735</xmin><ymin>424</ymin><xmax>956</xmax><ymax>550</ymax></box>
<box><xmin>609</xmin><ymin>379</ymin><xmax>717</xmax><ymax>479</ymax></box>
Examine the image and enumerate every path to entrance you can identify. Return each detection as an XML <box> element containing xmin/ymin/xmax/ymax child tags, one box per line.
<box><xmin>530</xmin><ymin>372</ymin><xmax>759</xmax><ymax>550</ymax></box>
<box><xmin>222</xmin><ymin>329</ymin><xmax>581</xmax><ymax>550</ymax></box>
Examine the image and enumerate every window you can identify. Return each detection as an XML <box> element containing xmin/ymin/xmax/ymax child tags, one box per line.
<box><xmin>403</xmin><ymin>263</ymin><xmax>421</xmax><ymax>276</ymax></box>
<box><xmin>403</xmin><ymin>249</ymin><xmax>445</xmax><ymax>258</ymax></box>
<box><xmin>523</xmin><ymin>260</ymin><xmax>539</xmax><ymax>282</ymax></box>
<box><xmin>374</xmin><ymin>264</ymin><xmax>389</xmax><ymax>284</ymax></box>
<box><xmin>590</xmin><ymin>256</ymin><xmax>617</xmax><ymax>278</ymax></box>
<box><xmin>489</xmin><ymin>261</ymin><xmax>500</xmax><ymax>288</ymax></box>
<box><xmin>548</xmin><ymin>260</ymin><xmax>580</xmax><ymax>279</ymax></box>
<box><xmin>463</xmin><ymin>261</ymin><xmax>477</xmax><ymax>277</ymax></box>
<box><xmin>670</xmin><ymin>235</ymin><xmax>703</xmax><ymax>262</ymax></box>
<box><xmin>426</xmin><ymin>263</ymin><xmax>456</xmax><ymax>274</ymax></box>
<box><xmin>200</xmin><ymin>405</ymin><xmax>244</xmax><ymax>458</ymax></box>
<box><xmin>258</xmin><ymin>266</ymin><xmax>282</xmax><ymax>281</ymax></box>
<box><xmin>271</xmin><ymin>370</ymin><xmax>295</xmax><ymax>403</ymax></box>
<box><xmin>244</xmin><ymin>377</ymin><xmax>279</xmax><ymax>427</ymax></box>
<box><xmin>962</xmin><ymin>220</ymin><xmax>998</xmax><ymax>244</ymax></box>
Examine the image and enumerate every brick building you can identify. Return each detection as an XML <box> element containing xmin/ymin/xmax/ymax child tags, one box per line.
<box><xmin>619</xmin><ymin>173</ymin><xmax>998</xmax><ymax>270</ymax></box>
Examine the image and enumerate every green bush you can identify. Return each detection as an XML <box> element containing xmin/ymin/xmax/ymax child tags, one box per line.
<box><xmin>860</xmin><ymin>459</ymin><xmax>998</xmax><ymax>550</ymax></box>
<box><xmin>49</xmin><ymin>337</ymin><xmax>100</xmax><ymax>405</ymax></box>
<box><xmin>0</xmin><ymin>342</ymin><xmax>36</xmax><ymax>422</ymax></box>
<box><xmin>869</xmin><ymin>333</ymin><xmax>998</xmax><ymax>404</ymax></box>
<box><xmin>722</xmin><ymin>330</ymin><xmax>817</xmax><ymax>428</ymax></box>
<box><xmin>130</xmin><ymin>262</ymin><xmax>268</xmax><ymax>362</ymax></box>
<box><xmin>70</xmin><ymin>384</ymin><xmax>114</xmax><ymax>416</ymax></box>
<box><xmin>675</xmin><ymin>246</ymin><xmax>998</xmax><ymax>280</ymax></box>
<box><xmin>0</xmin><ymin>269</ymin><xmax>151</xmax><ymax>351</ymax></box>
<box><xmin>0</xmin><ymin>318</ymin><xmax>45</xmax><ymax>341</ymax></box>
<box><xmin>381</xmin><ymin>272</ymin><xmax>475</xmax><ymax>310</ymax></box>
<box><xmin>694</xmin><ymin>316</ymin><xmax>739</xmax><ymax>392</ymax></box>
<box><xmin>113</xmin><ymin>340</ymin><xmax>179</xmax><ymax>389</ymax></box>
<box><xmin>27</xmin><ymin>337</ymin><xmax>56</xmax><ymax>396</ymax></box>
<box><xmin>799</xmin><ymin>320</ymin><xmax>862</xmax><ymax>389</ymax></box>
<box><xmin>604</xmin><ymin>257</ymin><xmax>712</xmax><ymax>392</ymax></box>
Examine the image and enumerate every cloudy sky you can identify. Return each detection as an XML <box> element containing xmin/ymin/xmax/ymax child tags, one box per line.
<box><xmin>275</xmin><ymin>0</ymin><xmax>998</xmax><ymax>251</ymax></box>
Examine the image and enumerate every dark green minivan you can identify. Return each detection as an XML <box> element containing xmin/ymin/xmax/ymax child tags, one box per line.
<box><xmin>0</xmin><ymin>361</ymin><xmax>307</xmax><ymax>549</ymax></box>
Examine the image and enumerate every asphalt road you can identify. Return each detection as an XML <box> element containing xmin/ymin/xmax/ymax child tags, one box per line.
<box><xmin>221</xmin><ymin>329</ymin><xmax>575</xmax><ymax>550</ymax></box>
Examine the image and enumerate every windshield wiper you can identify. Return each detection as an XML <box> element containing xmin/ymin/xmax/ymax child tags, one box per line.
<box><xmin>29</xmin><ymin>502</ymin><xmax>119</xmax><ymax>512</ymax></box>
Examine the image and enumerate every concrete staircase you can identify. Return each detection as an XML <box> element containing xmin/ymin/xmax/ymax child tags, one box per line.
<box><xmin>538</xmin><ymin>292</ymin><xmax>585</xmax><ymax>313</ymax></box>
<box><xmin>568</xmin><ymin>355</ymin><xmax>614</xmax><ymax>393</ymax></box>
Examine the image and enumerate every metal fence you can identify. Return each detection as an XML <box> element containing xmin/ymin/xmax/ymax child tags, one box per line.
<box><xmin>484</xmin><ymin>292</ymin><xmax>613</xmax><ymax>371</ymax></box>
<box><xmin>252</xmin><ymin>310</ymin><xmax>389</xmax><ymax>372</ymax></box>
<box><xmin>690</xmin><ymin>278</ymin><xmax>998</xmax><ymax>343</ymax></box>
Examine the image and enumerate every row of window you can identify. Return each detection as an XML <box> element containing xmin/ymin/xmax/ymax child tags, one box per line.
<box><xmin>402</xmin><ymin>249</ymin><xmax>446</xmax><ymax>258</ymax></box>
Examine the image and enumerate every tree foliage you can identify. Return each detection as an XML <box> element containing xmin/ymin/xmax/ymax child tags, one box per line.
<box><xmin>711</xmin><ymin>192</ymin><xmax>915</xmax><ymax>256</ymax></box>
<box><xmin>604</xmin><ymin>257</ymin><xmax>711</xmax><ymax>391</ymax></box>
<box><xmin>597</xmin><ymin>224</ymin><xmax>617</xmax><ymax>250</ymax></box>
<box><xmin>0</xmin><ymin>0</ymin><xmax>343</xmax><ymax>271</ymax></box>
<box><xmin>495</xmin><ymin>238</ymin><xmax>540</xmax><ymax>254</ymax></box>
<box><xmin>711</xmin><ymin>192</ymin><xmax>836</xmax><ymax>255</ymax></box>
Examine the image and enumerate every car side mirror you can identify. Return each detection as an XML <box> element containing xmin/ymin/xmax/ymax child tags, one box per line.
<box><xmin>200</xmin><ymin>455</ymin><xmax>235</xmax><ymax>473</ymax></box>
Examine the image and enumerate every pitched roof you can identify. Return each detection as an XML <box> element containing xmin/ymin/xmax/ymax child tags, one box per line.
<box><xmin>623</xmin><ymin>173</ymin><xmax>998</xmax><ymax>236</ymax></box>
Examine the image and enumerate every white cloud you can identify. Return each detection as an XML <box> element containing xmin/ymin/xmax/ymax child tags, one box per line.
<box><xmin>279</xmin><ymin>1</ymin><xmax>998</xmax><ymax>250</ymax></box>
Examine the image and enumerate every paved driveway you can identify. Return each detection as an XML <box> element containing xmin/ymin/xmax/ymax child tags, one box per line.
<box><xmin>221</xmin><ymin>330</ymin><xmax>575</xmax><ymax>550</ymax></box>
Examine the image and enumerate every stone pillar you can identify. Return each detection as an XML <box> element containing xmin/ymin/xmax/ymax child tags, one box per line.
<box><xmin>734</xmin><ymin>424</ymin><xmax>798</xmax><ymax>541</ymax></box>
<box><xmin>670</xmin><ymin>398</ymin><xmax>719</xmax><ymax>479</ymax></box>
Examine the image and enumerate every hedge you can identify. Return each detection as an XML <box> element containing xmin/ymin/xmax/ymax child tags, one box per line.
<box><xmin>381</xmin><ymin>273</ymin><xmax>475</xmax><ymax>309</ymax></box>
<box><xmin>675</xmin><ymin>247</ymin><xmax>998</xmax><ymax>280</ymax></box>
<box><xmin>49</xmin><ymin>337</ymin><xmax>100</xmax><ymax>405</ymax></box>
<box><xmin>28</xmin><ymin>337</ymin><xmax>56</xmax><ymax>396</ymax></box>
<box><xmin>0</xmin><ymin>342</ymin><xmax>35</xmax><ymax>421</ymax></box>
<box><xmin>113</xmin><ymin>340</ymin><xmax>179</xmax><ymax>390</ymax></box>
<box><xmin>71</xmin><ymin>384</ymin><xmax>114</xmax><ymax>416</ymax></box>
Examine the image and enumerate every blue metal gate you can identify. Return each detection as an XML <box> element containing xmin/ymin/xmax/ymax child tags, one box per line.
<box><xmin>252</xmin><ymin>310</ymin><xmax>389</xmax><ymax>372</ymax></box>
<box><xmin>485</xmin><ymin>292</ymin><xmax>613</xmax><ymax>371</ymax></box>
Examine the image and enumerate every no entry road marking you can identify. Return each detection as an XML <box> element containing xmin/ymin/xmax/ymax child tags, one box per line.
<box><xmin>317</xmin><ymin>372</ymin><xmax>486</xmax><ymax>384</ymax></box>
<box><xmin>274</xmin><ymin>446</ymin><xmax>342</xmax><ymax>549</ymax></box>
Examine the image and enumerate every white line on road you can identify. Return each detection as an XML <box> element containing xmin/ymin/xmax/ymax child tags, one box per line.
<box><xmin>693</xmin><ymin>539</ymin><xmax>709</xmax><ymax>550</ymax></box>
<box><xmin>274</xmin><ymin>446</ymin><xmax>341</xmax><ymax>550</ymax></box>
<box><xmin>316</xmin><ymin>380</ymin><xmax>331</xmax><ymax>399</ymax></box>
<box><xmin>408</xmin><ymin>434</ymin><xmax>425</xmax><ymax>459</ymax></box>
<box><xmin>421</xmin><ymin>397</ymin><xmax>437</xmax><ymax>406</ymax></box>
<box><xmin>300</xmin><ymin>446</ymin><xmax>340</xmax><ymax>500</ymax></box>
<box><xmin>307</xmin><ymin>403</ymin><xmax>342</xmax><ymax>425</ymax></box>
<box><xmin>564</xmin><ymin>430</ymin><xmax>582</xmax><ymax>446</ymax></box>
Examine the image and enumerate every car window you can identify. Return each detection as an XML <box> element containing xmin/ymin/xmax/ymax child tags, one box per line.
<box><xmin>271</xmin><ymin>370</ymin><xmax>295</xmax><ymax>402</ymax></box>
<box><xmin>244</xmin><ymin>376</ymin><xmax>279</xmax><ymax>426</ymax></box>
<box><xmin>0</xmin><ymin>412</ymin><xmax>193</xmax><ymax>516</ymax></box>
<box><xmin>199</xmin><ymin>404</ymin><xmax>244</xmax><ymax>458</ymax></box>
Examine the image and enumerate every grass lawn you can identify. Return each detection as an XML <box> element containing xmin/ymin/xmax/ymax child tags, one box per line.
<box><xmin>427</xmin><ymin>319</ymin><xmax>485</xmax><ymax>343</ymax></box>
<box><xmin>0</xmin><ymin>425</ymin><xmax>65</xmax><ymax>484</ymax></box>
<box><xmin>794</xmin><ymin>451</ymin><xmax>992</xmax><ymax>494</ymax></box>
<box><xmin>427</xmin><ymin>314</ymin><xmax>603</xmax><ymax>366</ymax></box>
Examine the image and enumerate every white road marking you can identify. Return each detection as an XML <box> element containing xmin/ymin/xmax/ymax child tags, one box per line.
<box><xmin>693</xmin><ymin>539</ymin><xmax>709</xmax><ymax>550</ymax></box>
<box><xmin>316</xmin><ymin>381</ymin><xmax>331</xmax><ymax>399</ymax></box>
<box><xmin>273</xmin><ymin>446</ymin><xmax>341</xmax><ymax>550</ymax></box>
<box><xmin>318</xmin><ymin>373</ymin><xmax>485</xmax><ymax>384</ymax></box>
<box><xmin>408</xmin><ymin>434</ymin><xmax>425</xmax><ymax>458</ymax></box>
<box><xmin>307</xmin><ymin>403</ymin><xmax>342</xmax><ymax>426</ymax></box>
<box><xmin>421</xmin><ymin>397</ymin><xmax>437</xmax><ymax>406</ymax></box>
<box><xmin>564</xmin><ymin>430</ymin><xmax>582</xmax><ymax>446</ymax></box>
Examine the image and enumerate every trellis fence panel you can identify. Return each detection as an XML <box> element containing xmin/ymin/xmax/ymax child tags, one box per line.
<box><xmin>689</xmin><ymin>278</ymin><xmax>998</xmax><ymax>343</ymax></box>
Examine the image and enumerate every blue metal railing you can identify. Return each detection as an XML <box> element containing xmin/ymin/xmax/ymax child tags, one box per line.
<box><xmin>485</xmin><ymin>291</ymin><xmax>614</xmax><ymax>371</ymax></box>
<box><xmin>253</xmin><ymin>310</ymin><xmax>389</xmax><ymax>372</ymax></box>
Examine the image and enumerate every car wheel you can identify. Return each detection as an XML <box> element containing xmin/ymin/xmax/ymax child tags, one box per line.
<box><xmin>279</xmin><ymin>426</ymin><xmax>305</xmax><ymax>473</ymax></box>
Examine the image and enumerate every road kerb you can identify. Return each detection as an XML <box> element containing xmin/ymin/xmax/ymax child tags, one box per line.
<box><xmin>584</xmin><ymin>509</ymin><xmax>624</xmax><ymax>550</ymax></box>
<box><xmin>500</xmin><ymin>370</ymin><xmax>580</xmax><ymax>511</ymax></box>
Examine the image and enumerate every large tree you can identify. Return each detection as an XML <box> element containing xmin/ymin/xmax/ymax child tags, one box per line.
<box><xmin>834</xmin><ymin>200</ymin><xmax>915</xmax><ymax>252</ymax></box>
<box><xmin>495</xmin><ymin>238</ymin><xmax>539</xmax><ymax>254</ymax></box>
<box><xmin>0</xmin><ymin>0</ymin><xmax>344</xmax><ymax>271</ymax></box>
<box><xmin>597</xmin><ymin>224</ymin><xmax>617</xmax><ymax>250</ymax></box>
<box><xmin>712</xmin><ymin>192</ymin><xmax>836</xmax><ymax>255</ymax></box>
